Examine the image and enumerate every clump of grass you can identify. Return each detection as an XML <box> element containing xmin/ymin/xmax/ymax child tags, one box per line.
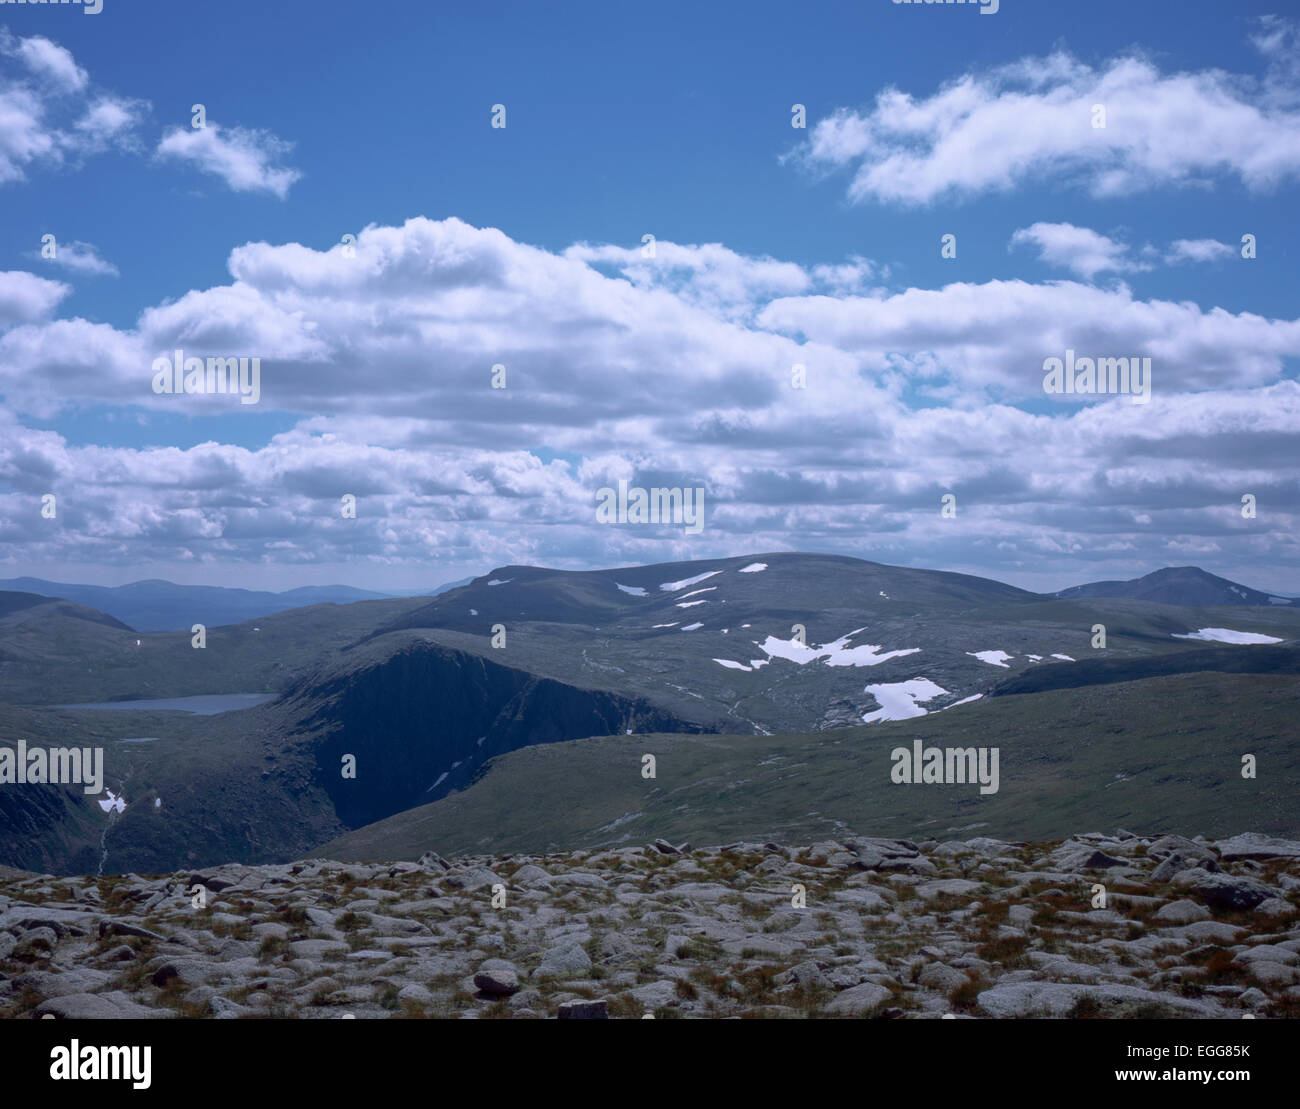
<box><xmin>11</xmin><ymin>934</ymin><xmax>55</xmax><ymax>963</ymax></box>
<box><xmin>978</xmin><ymin>899</ymin><xmax>1011</xmax><ymax>927</ymax></box>
<box><xmin>949</xmin><ymin>974</ymin><xmax>983</xmax><ymax>1012</ymax></box>
<box><xmin>110</xmin><ymin>960</ymin><xmax>158</xmax><ymax>993</ymax></box>
<box><xmin>1200</xmin><ymin>948</ymin><xmax>1248</xmax><ymax>986</ymax></box>
<box><xmin>1069</xmin><ymin>995</ymin><xmax>1104</xmax><ymax>1019</ymax></box>
<box><xmin>1120</xmin><ymin>1000</ymin><xmax>1179</xmax><ymax>1019</ymax></box>
<box><xmin>258</xmin><ymin>935</ymin><xmax>287</xmax><ymax>959</ymax></box>
<box><xmin>734</xmin><ymin>963</ymin><xmax>781</xmax><ymax>1005</ymax></box>
<box><xmin>395</xmin><ymin>999</ymin><xmax>431</xmax><ymax>1019</ymax></box>
<box><xmin>0</xmin><ymin>986</ymin><xmax>44</xmax><ymax>1019</ymax></box>
<box><xmin>607</xmin><ymin>993</ymin><xmax>642</xmax><ymax>1019</ymax></box>
<box><xmin>211</xmin><ymin>919</ymin><xmax>253</xmax><ymax>941</ymax></box>
<box><xmin>688</xmin><ymin>965</ymin><xmax>731</xmax><ymax>995</ymax></box>
<box><xmin>1266</xmin><ymin>993</ymin><xmax>1300</xmax><ymax>1020</ymax></box>
<box><xmin>975</xmin><ymin>934</ymin><xmax>1031</xmax><ymax>967</ymax></box>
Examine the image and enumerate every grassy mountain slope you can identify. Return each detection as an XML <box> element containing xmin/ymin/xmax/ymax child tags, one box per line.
<box><xmin>317</xmin><ymin>670</ymin><xmax>1300</xmax><ymax>860</ymax></box>
<box><xmin>0</xmin><ymin>593</ymin><xmax>429</xmax><ymax>706</ymax></box>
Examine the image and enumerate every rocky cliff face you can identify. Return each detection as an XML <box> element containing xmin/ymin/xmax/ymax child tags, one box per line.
<box><xmin>285</xmin><ymin>640</ymin><xmax>712</xmax><ymax>827</ymax></box>
<box><xmin>0</xmin><ymin>640</ymin><xmax>711</xmax><ymax>875</ymax></box>
<box><xmin>3</xmin><ymin>830</ymin><xmax>1297</xmax><ymax>1020</ymax></box>
<box><xmin>0</xmin><ymin>784</ymin><xmax>100</xmax><ymax>875</ymax></box>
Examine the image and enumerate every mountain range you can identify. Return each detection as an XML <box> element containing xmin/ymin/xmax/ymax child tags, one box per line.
<box><xmin>0</xmin><ymin>554</ymin><xmax>1295</xmax><ymax>875</ymax></box>
<box><xmin>0</xmin><ymin>576</ymin><xmax>475</xmax><ymax>633</ymax></box>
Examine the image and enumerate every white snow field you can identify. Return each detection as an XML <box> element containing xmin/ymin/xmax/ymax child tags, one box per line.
<box><xmin>1172</xmin><ymin>628</ymin><xmax>1284</xmax><ymax>644</ymax></box>
<box><xmin>861</xmin><ymin>678</ymin><xmax>948</xmax><ymax>723</ymax></box>
<box><xmin>966</xmin><ymin>650</ymin><xmax>1013</xmax><ymax>668</ymax></box>
<box><xmin>659</xmin><ymin>571</ymin><xmax>723</xmax><ymax>592</ymax></box>
<box><xmin>755</xmin><ymin>627</ymin><xmax>921</xmax><ymax>668</ymax></box>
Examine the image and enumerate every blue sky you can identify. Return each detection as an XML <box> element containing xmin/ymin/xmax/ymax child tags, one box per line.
<box><xmin>0</xmin><ymin>0</ymin><xmax>1297</xmax><ymax>593</ymax></box>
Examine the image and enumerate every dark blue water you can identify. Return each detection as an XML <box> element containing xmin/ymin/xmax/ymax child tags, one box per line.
<box><xmin>57</xmin><ymin>693</ymin><xmax>275</xmax><ymax>715</ymax></box>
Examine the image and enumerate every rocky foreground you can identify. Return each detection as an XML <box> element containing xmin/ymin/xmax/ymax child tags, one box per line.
<box><xmin>2</xmin><ymin>831</ymin><xmax>1299</xmax><ymax>1019</ymax></box>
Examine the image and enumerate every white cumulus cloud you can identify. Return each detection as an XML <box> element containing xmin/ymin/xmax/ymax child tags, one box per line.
<box><xmin>794</xmin><ymin>45</ymin><xmax>1300</xmax><ymax>205</ymax></box>
<box><xmin>156</xmin><ymin>122</ymin><xmax>301</xmax><ymax>197</ymax></box>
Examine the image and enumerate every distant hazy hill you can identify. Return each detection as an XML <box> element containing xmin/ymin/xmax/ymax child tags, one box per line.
<box><xmin>0</xmin><ymin>577</ymin><xmax>398</xmax><ymax>632</ymax></box>
<box><xmin>0</xmin><ymin>576</ymin><xmax>480</xmax><ymax>632</ymax></box>
<box><xmin>1056</xmin><ymin>566</ymin><xmax>1297</xmax><ymax>607</ymax></box>
<box><xmin>0</xmin><ymin>590</ymin><xmax>133</xmax><ymax>632</ymax></box>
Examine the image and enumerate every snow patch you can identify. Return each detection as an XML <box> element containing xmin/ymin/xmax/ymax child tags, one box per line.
<box><xmin>757</xmin><ymin>627</ymin><xmax>921</xmax><ymax>668</ymax></box>
<box><xmin>714</xmin><ymin>659</ymin><xmax>752</xmax><ymax>671</ymax></box>
<box><xmin>1026</xmin><ymin>654</ymin><xmax>1043</xmax><ymax>661</ymax></box>
<box><xmin>738</xmin><ymin>563</ymin><xmax>767</xmax><ymax>573</ymax></box>
<box><xmin>487</xmin><ymin>578</ymin><xmax>512</xmax><ymax>586</ymax></box>
<box><xmin>1051</xmin><ymin>653</ymin><xmax>1075</xmax><ymax>661</ymax></box>
<box><xmin>676</xmin><ymin>600</ymin><xmax>707</xmax><ymax>609</ymax></box>
<box><xmin>678</xmin><ymin>587</ymin><xmax>718</xmax><ymax>600</ymax></box>
<box><xmin>97</xmin><ymin>790</ymin><xmax>126</xmax><ymax>815</ymax></box>
<box><xmin>659</xmin><ymin>570</ymin><xmax>722</xmax><ymax>592</ymax></box>
<box><xmin>861</xmin><ymin>678</ymin><xmax>948</xmax><ymax>723</ymax></box>
<box><xmin>967</xmin><ymin>650</ymin><xmax>1013</xmax><ymax>668</ymax></box>
<box><xmin>616</xmin><ymin>583</ymin><xmax>647</xmax><ymax>596</ymax></box>
<box><xmin>1172</xmin><ymin>627</ymin><xmax>1284</xmax><ymax>645</ymax></box>
<box><xmin>681</xmin><ymin>622</ymin><xmax>704</xmax><ymax>631</ymax></box>
<box><xmin>652</xmin><ymin>622</ymin><xmax>678</xmax><ymax>628</ymax></box>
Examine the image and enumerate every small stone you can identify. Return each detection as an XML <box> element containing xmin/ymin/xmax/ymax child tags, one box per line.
<box><xmin>1153</xmin><ymin>899</ymin><xmax>1210</xmax><ymax>924</ymax></box>
<box><xmin>557</xmin><ymin>998</ymin><xmax>608</xmax><ymax>1019</ymax></box>
<box><xmin>535</xmin><ymin>944</ymin><xmax>592</xmax><ymax>979</ymax></box>
<box><xmin>474</xmin><ymin>959</ymin><xmax>521</xmax><ymax>995</ymax></box>
<box><xmin>823</xmin><ymin>982</ymin><xmax>892</xmax><ymax>1016</ymax></box>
